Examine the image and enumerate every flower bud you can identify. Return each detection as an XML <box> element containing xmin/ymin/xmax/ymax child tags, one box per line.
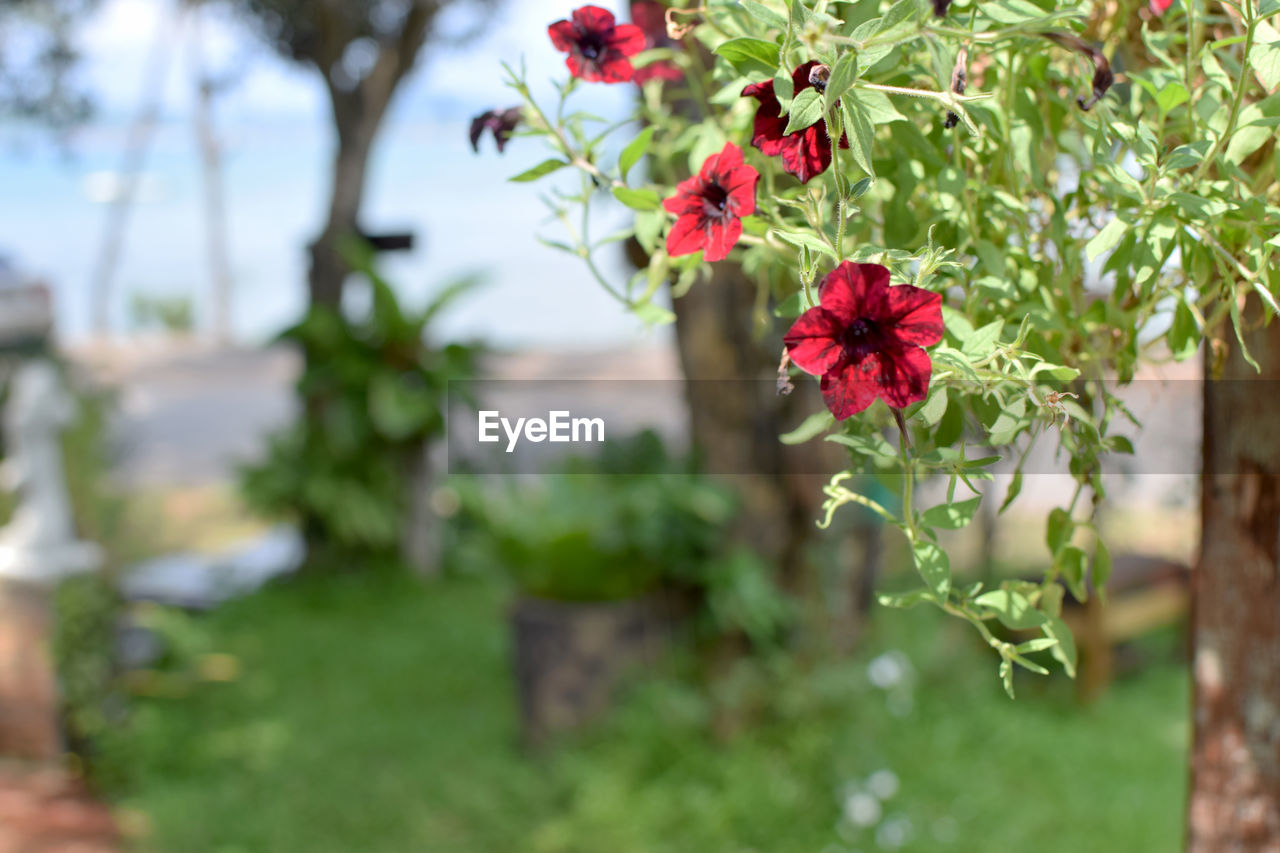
<box><xmin>808</xmin><ymin>63</ymin><xmax>831</xmax><ymax>92</ymax></box>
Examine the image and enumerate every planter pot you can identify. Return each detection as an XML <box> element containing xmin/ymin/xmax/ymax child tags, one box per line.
<box><xmin>510</xmin><ymin>594</ymin><xmax>674</xmax><ymax>747</ymax></box>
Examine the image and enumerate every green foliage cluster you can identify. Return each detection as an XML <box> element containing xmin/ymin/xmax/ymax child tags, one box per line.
<box><xmin>498</xmin><ymin>0</ymin><xmax>1279</xmax><ymax>694</ymax></box>
<box><xmin>241</xmin><ymin>244</ymin><xmax>482</xmax><ymax>570</ymax></box>
<box><xmin>455</xmin><ymin>432</ymin><xmax>793</xmax><ymax>645</ymax></box>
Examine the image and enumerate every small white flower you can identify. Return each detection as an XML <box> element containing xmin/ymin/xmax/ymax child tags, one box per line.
<box><xmin>843</xmin><ymin>792</ymin><xmax>882</xmax><ymax>828</ymax></box>
<box><xmin>867</xmin><ymin>769</ymin><xmax>899</xmax><ymax>801</ymax></box>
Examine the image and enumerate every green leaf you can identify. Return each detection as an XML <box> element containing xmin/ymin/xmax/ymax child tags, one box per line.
<box><xmin>824</xmin><ymin>52</ymin><xmax>858</xmax><ymax>111</ymax></box>
<box><xmin>1046</xmin><ymin>507</ymin><xmax>1073</xmax><ymax>554</ymax></box>
<box><xmin>780</xmin><ymin>410</ymin><xmax>835</xmax><ymax>444</ymax></box>
<box><xmin>634</xmin><ymin>209</ymin><xmax>663</xmax><ymax>254</ymax></box>
<box><xmin>1000</xmin><ymin>470</ymin><xmax>1023</xmax><ymax>514</ymax></box>
<box><xmin>1156</xmin><ymin>82</ymin><xmax>1189</xmax><ymax>116</ymax></box>
<box><xmin>1253</xmin><ymin>280</ymin><xmax>1280</xmax><ymax>318</ymax></box>
<box><xmin>1093</xmin><ymin>537</ymin><xmax>1112</xmax><ymax>593</ymax></box>
<box><xmin>740</xmin><ymin>0</ymin><xmax>789</xmax><ymax>29</ymax></box>
<box><xmin>985</xmin><ymin>0</ymin><xmax>1053</xmax><ymax>24</ymax></box>
<box><xmin>773</xmin><ymin>290</ymin><xmax>807</xmax><ymax>318</ymax></box>
<box><xmin>962</xmin><ymin>319</ymin><xmax>1004</xmax><ymax>358</ymax></box>
<box><xmin>1170</xmin><ymin>299</ymin><xmax>1199</xmax><ymax>361</ymax></box>
<box><xmin>633</xmin><ymin>301</ymin><xmax>676</xmax><ymax>326</ymax></box>
<box><xmin>784</xmin><ymin>88</ymin><xmax>825</xmax><ymax>135</ymax></box>
<box><xmin>921</xmin><ymin>496</ymin><xmax>982</xmax><ymax>530</ymax></box>
<box><xmin>856</xmin><ymin>89</ymin><xmax>906</xmax><ymax>125</ymax></box>
<box><xmin>841</xmin><ymin>98</ymin><xmax>876</xmax><ymax>176</ymax></box>
<box><xmin>1044</xmin><ymin>616</ymin><xmax>1078</xmax><ymax>678</ymax></box>
<box><xmin>912</xmin><ymin>540</ymin><xmax>951</xmax><ymax>601</ymax></box>
<box><xmin>918</xmin><ymin>385</ymin><xmax>947</xmax><ymax>426</ymax></box>
<box><xmin>771</xmin><ymin>228</ymin><xmax>837</xmax><ymax>259</ymax></box>
<box><xmin>612</xmin><ymin>186</ymin><xmax>662</xmax><ymax>211</ymax></box>
<box><xmin>619</xmin><ymin>126</ymin><xmax>656</xmax><ymax>182</ymax></box>
<box><xmin>1059</xmin><ymin>545</ymin><xmax>1089</xmax><ymax>602</ymax></box>
<box><xmin>1085</xmin><ymin>217</ymin><xmax>1129</xmax><ymax>262</ymax></box>
<box><xmin>715</xmin><ymin>37</ymin><xmax>781</xmax><ymax>79</ymax></box>
<box><xmin>509</xmin><ymin>158</ymin><xmax>570</xmax><ymax>183</ymax></box>
<box><xmin>975</xmin><ymin>589</ymin><xmax>1048</xmax><ymax>630</ymax></box>
<box><xmin>1249</xmin><ymin>20</ymin><xmax>1280</xmax><ymax>90</ymax></box>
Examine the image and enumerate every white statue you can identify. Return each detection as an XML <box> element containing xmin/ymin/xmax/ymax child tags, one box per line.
<box><xmin>0</xmin><ymin>359</ymin><xmax>101</xmax><ymax>583</ymax></box>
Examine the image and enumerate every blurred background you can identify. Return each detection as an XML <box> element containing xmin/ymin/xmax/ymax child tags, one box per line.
<box><xmin>0</xmin><ymin>1</ymin><xmax>1197</xmax><ymax>850</ymax></box>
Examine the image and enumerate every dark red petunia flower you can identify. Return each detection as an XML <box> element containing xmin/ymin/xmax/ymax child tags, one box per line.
<box><xmin>630</xmin><ymin>1</ymin><xmax>683</xmax><ymax>84</ymax></box>
<box><xmin>548</xmin><ymin>5</ymin><xmax>646</xmax><ymax>84</ymax></box>
<box><xmin>662</xmin><ymin>142</ymin><xmax>758</xmax><ymax>262</ymax></box>
<box><xmin>469</xmin><ymin>106</ymin><xmax>522</xmax><ymax>154</ymax></box>
<box><xmin>783</xmin><ymin>262</ymin><xmax>943</xmax><ymax>419</ymax></box>
<box><xmin>742</xmin><ymin>61</ymin><xmax>850</xmax><ymax>184</ymax></box>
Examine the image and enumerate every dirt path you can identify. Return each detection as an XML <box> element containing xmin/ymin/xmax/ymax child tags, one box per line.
<box><xmin>0</xmin><ymin>765</ymin><xmax>119</xmax><ymax>853</ymax></box>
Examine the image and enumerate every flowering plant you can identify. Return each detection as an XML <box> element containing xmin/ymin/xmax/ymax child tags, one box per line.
<box><xmin>478</xmin><ymin>0</ymin><xmax>1280</xmax><ymax>695</ymax></box>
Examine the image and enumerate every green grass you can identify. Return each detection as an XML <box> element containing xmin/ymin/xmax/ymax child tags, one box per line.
<box><xmin>110</xmin><ymin>573</ymin><xmax>1188</xmax><ymax>852</ymax></box>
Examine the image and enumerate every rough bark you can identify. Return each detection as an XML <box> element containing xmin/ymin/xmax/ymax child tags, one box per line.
<box><xmin>670</xmin><ymin>262</ymin><xmax>857</xmax><ymax>603</ymax></box>
<box><xmin>1189</xmin><ymin>293</ymin><xmax>1280</xmax><ymax>852</ymax></box>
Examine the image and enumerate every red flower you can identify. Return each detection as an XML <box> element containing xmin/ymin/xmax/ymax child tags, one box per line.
<box><xmin>662</xmin><ymin>142</ymin><xmax>758</xmax><ymax>262</ymax></box>
<box><xmin>742</xmin><ymin>61</ymin><xmax>850</xmax><ymax>184</ymax></box>
<box><xmin>630</xmin><ymin>1</ymin><xmax>683</xmax><ymax>84</ymax></box>
<box><xmin>1150</xmin><ymin>0</ymin><xmax>1174</xmax><ymax>13</ymax></box>
<box><xmin>548</xmin><ymin>5</ymin><xmax>646</xmax><ymax>84</ymax></box>
<box><xmin>783</xmin><ymin>262</ymin><xmax>943</xmax><ymax>419</ymax></box>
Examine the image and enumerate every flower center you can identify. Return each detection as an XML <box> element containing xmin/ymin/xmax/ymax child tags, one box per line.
<box><xmin>578</xmin><ymin>35</ymin><xmax>605</xmax><ymax>60</ymax></box>
<box><xmin>700</xmin><ymin>181</ymin><xmax>730</xmax><ymax>219</ymax></box>
<box><xmin>841</xmin><ymin>317</ymin><xmax>881</xmax><ymax>359</ymax></box>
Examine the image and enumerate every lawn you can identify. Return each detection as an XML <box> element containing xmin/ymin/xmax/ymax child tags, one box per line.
<box><xmin>109</xmin><ymin>572</ymin><xmax>1188</xmax><ymax>852</ymax></box>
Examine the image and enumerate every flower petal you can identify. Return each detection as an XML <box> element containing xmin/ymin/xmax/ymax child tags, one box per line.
<box><xmin>821</xmin><ymin>359</ymin><xmax>880</xmax><ymax>419</ymax></box>
<box><xmin>818</xmin><ymin>262</ymin><xmax>891</xmax><ymax>325</ymax></box>
<box><xmin>595</xmin><ymin>54</ymin><xmax>636</xmax><ymax>83</ymax></box>
<box><xmin>634</xmin><ymin>60</ymin><xmax>683</xmax><ymax>83</ymax></box>
<box><xmin>784</xmin><ymin>307</ymin><xmax>846</xmax><ymax>376</ymax></box>
<box><xmin>548</xmin><ymin>19</ymin><xmax>578</xmax><ymax>52</ymax></box>
<box><xmin>573</xmin><ymin>4</ymin><xmax>617</xmax><ymax>31</ymax></box>
<box><xmin>630</xmin><ymin>1</ymin><xmax>668</xmax><ymax>42</ymax></box>
<box><xmin>883</xmin><ymin>285</ymin><xmax>944</xmax><ymax>348</ymax></box>
<box><xmin>723</xmin><ymin>166</ymin><xmax>758</xmax><ymax>216</ymax></box>
<box><xmin>874</xmin><ymin>346</ymin><xmax>934</xmax><ymax>408</ymax></box>
<box><xmin>703</xmin><ymin>217</ymin><xmax>742</xmax><ymax>262</ymax></box>
<box><xmin>666</xmin><ymin>214</ymin><xmax>706</xmax><ymax>257</ymax></box>
<box><xmin>662</xmin><ymin>175</ymin><xmax>705</xmax><ymax>215</ymax></box>
<box><xmin>607</xmin><ymin>22</ymin><xmax>647</xmax><ymax>56</ymax></box>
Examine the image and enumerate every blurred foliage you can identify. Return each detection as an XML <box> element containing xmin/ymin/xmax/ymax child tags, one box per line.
<box><xmin>455</xmin><ymin>431</ymin><xmax>793</xmax><ymax>647</ymax></box>
<box><xmin>0</xmin><ymin>0</ymin><xmax>97</xmax><ymax>129</ymax></box>
<box><xmin>127</xmin><ymin>292</ymin><xmax>195</xmax><ymax>334</ymax></box>
<box><xmin>241</xmin><ymin>242</ymin><xmax>482</xmax><ymax>571</ymax></box>
<box><xmin>108</xmin><ymin>573</ymin><xmax>1187</xmax><ymax>852</ymax></box>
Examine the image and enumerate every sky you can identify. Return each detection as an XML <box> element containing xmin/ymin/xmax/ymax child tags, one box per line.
<box><xmin>0</xmin><ymin>0</ymin><xmax>665</xmax><ymax>348</ymax></box>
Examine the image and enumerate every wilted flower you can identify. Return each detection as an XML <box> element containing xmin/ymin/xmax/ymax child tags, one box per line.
<box><xmin>944</xmin><ymin>48</ymin><xmax>967</xmax><ymax>130</ymax></box>
<box><xmin>1041</xmin><ymin>32</ymin><xmax>1114</xmax><ymax>111</ymax></box>
<box><xmin>783</xmin><ymin>262</ymin><xmax>943</xmax><ymax>419</ymax></box>
<box><xmin>548</xmin><ymin>5</ymin><xmax>646</xmax><ymax>84</ymax></box>
<box><xmin>468</xmin><ymin>106</ymin><xmax>522</xmax><ymax>154</ymax></box>
<box><xmin>630</xmin><ymin>1</ymin><xmax>683</xmax><ymax>84</ymax></box>
<box><xmin>742</xmin><ymin>61</ymin><xmax>850</xmax><ymax>184</ymax></box>
<box><xmin>663</xmin><ymin>141</ymin><xmax>758</xmax><ymax>262</ymax></box>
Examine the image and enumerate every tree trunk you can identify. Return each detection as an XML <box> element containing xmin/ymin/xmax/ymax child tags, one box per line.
<box><xmin>1189</xmin><ymin>292</ymin><xmax>1280</xmax><ymax>852</ymax></box>
<box><xmin>670</xmin><ymin>262</ymin><xmax>854</xmax><ymax>604</ymax></box>
<box><xmin>307</xmin><ymin>108</ymin><xmax>382</xmax><ymax>310</ymax></box>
